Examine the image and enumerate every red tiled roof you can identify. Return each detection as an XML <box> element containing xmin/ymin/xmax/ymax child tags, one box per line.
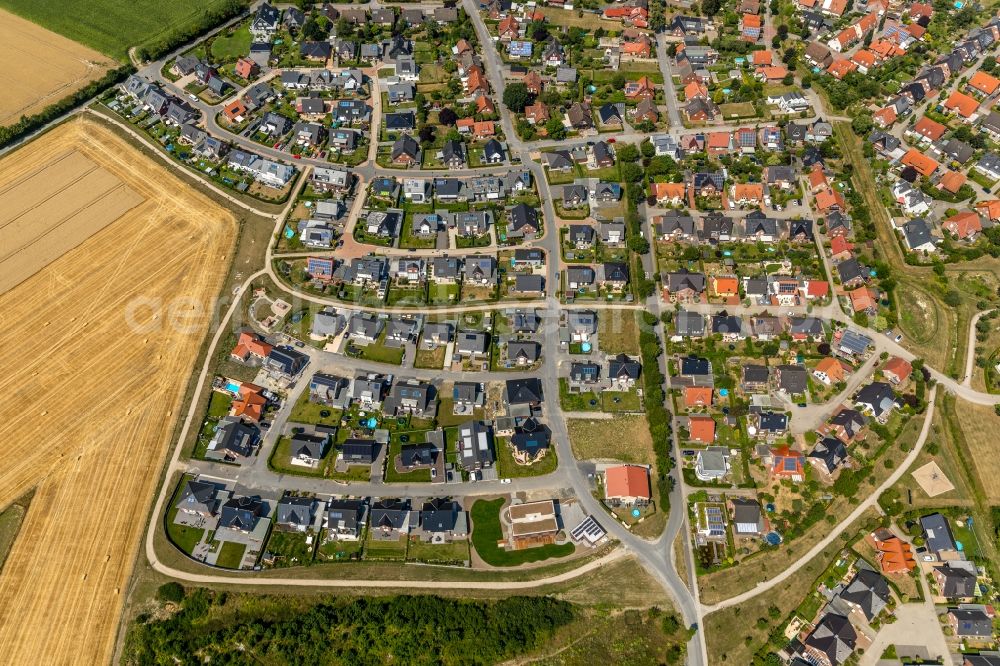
<box><xmin>913</xmin><ymin>116</ymin><xmax>946</xmax><ymax>140</ymax></box>
<box><xmin>684</xmin><ymin>386</ymin><xmax>714</xmax><ymax>407</ymax></box>
<box><xmin>976</xmin><ymin>199</ymin><xmax>1000</xmax><ymax>220</ymax></box>
<box><xmin>969</xmin><ymin>70</ymin><xmax>1000</xmax><ymax>96</ymax></box>
<box><xmin>883</xmin><ymin>356</ymin><xmax>912</xmax><ymax>382</ymax></box>
<box><xmin>605</xmin><ymin>464</ymin><xmax>651</xmax><ymax>500</ymax></box>
<box><xmin>827</xmin><ymin>59</ymin><xmax>858</xmax><ymax>79</ymax></box>
<box><xmin>938</xmin><ymin>170</ymin><xmax>967</xmax><ymax>194</ymax></box>
<box><xmin>873</xmin><ymin>106</ymin><xmax>897</xmax><ymax>127</ymax></box>
<box><xmin>944</xmin><ymin>90</ymin><xmax>979</xmax><ymax>118</ymax></box>
<box><xmin>848</xmin><ymin>287</ymin><xmax>877</xmax><ymax>312</ymax></box>
<box><xmin>943</xmin><ymin>211</ymin><xmax>982</xmax><ymax>239</ymax></box>
<box><xmin>688</xmin><ymin>416</ymin><xmax>716</xmax><ymax>443</ymax></box>
<box><xmin>901</xmin><ymin>148</ymin><xmax>939</xmax><ymax>177</ymax></box>
<box><xmin>806</xmin><ymin>280</ymin><xmax>830</xmax><ymax>297</ymax></box>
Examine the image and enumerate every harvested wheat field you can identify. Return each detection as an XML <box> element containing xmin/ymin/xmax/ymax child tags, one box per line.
<box><xmin>0</xmin><ymin>9</ymin><xmax>117</xmax><ymax>125</ymax></box>
<box><xmin>0</xmin><ymin>117</ymin><xmax>234</xmax><ymax>664</ymax></box>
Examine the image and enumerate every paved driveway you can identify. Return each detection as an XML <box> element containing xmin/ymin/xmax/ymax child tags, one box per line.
<box><xmin>859</xmin><ymin>597</ymin><xmax>950</xmax><ymax>665</ymax></box>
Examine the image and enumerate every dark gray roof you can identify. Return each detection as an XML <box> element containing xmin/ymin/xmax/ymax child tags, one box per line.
<box><xmin>327</xmin><ymin>498</ymin><xmax>365</xmax><ymax>530</ymax></box>
<box><xmin>608</xmin><ymin>353</ymin><xmax>641</xmax><ymax>380</ymax></box>
<box><xmin>921</xmin><ymin>513</ymin><xmax>956</xmax><ymax>553</ymax></box>
<box><xmin>421</xmin><ymin>498</ymin><xmax>461</xmax><ymax>533</ymax></box>
<box><xmin>219</xmin><ymin>495</ymin><xmax>263</xmax><ymax>531</ymax></box>
<box><xmin>951</xmin><ymin>607</ymin><xmax>993</xmax><ymax>637</ymax></box>
<box><xmin>838</xmin><ymin>568</ymin><xmax>890</xmax><ymax>621</ymax></box>
<box><xmin>290</xmin><ymin>432</ymin><xmax>327</xmax><ymax>460</ymax></box>
<box><xmin>777</xmin><ymin>364</ymin><xmax>808</xmax><ymax>394</ymax></box>
<box><xmin>804</xmin><ymin>612</ymin><xmax>856</xmax><ymax>666</ymax></box>
<box><xmin>675</xmin><ymin>310</ymin><xmax>705</xmax><ymax>336</ymax></box>
<box><xmin>855</xmin><ymin>381</ymin><xmax>896</xmax><ymax>417</ymax></box>
<box><xmin>371</xmin><ymin>498</ymin><xmax>410</xmax><ymax>529</ymax></box>
<box><xmin>809</xmin><ymin>437</ymin><xmax>848</xmax><ymax>473</ymax></box>
<box><xmin>937</xmin><ymin>565</ymin><xmax>978</xmax><ymax>598</ymax></box>
<box><xmin>505</xmin><ymin>378</ymin><xmax>543</xmax><ymax>405</ymax></box>
<box><xmin>276</xmin><ymin>496</ymin><xmax>316</xmax><ymax>527</ymax></box>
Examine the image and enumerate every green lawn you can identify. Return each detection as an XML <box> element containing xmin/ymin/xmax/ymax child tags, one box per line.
<box><xmin>406</xmin><ymin>537</ymin><xmax>470</xmax><ymax>565</ymax></box>
<box><xmin>353</xmin><ymin>332</ymin><xmax>405</xmax><ymax>365</ymax></box>
<box><xmin>364</xmin><ymin>534</ymin><xmax>408</xmax><ymax>561</ymax></box>
<box><xmin>264</xmin><ymin>530</ymin><xmax>314</xmax><ymax>567</ymax></box>
<box><xmin>287</xmin><ymin>392</ymin><xmax>343</xmax><ymax>427</ymax></box>
<box><xmin>268</xmin><ymin>436</ymin><xmax>330</xmax><ymax>478</ymax></box>
<box><xmin>428</xmin><ymin>282</ymin><xmax>460</xmax><ymax>305</ymax></box>
<box><xmin>165</xmin><ymin>474</ymin><xmax>206</xmax><ymax>554</ymax></box>
<box><xmin>215</xmin><ymin>541</ymin><xmax>247</xmax><ymax>569</ymax></box>
<box><xmin>496</xmin><ymin>440</ymin><xmax>558</xmax><ymax>479</ymax></box>
<box><xmin>602</xmin><ymin>389</ymin><xmax>643</xmax><ymax>413</ymax></box>
<box><xmin>470</xmin><ymin>499</ymin><xmax>575</xmax><ymax>567</ymax></box>
<box><xmin>317</xmin><ymin>537</ymin><xmax>364</xmax><ymax>561</ymax></box>
<box><xmin>383</xmin><ymin>438</ymin><xmax>433</xmax><ymax>483</ymax></box>
<box><xmin>207</xmin><ymin>391</ymin><xmax>232</xmax><ymax>418</ymax></box>
<box><xmin>558</xmin><ymin>378</ymin><xmax>601</xmax><ymax>412</ymax></box>
<box><xmin>0</xmin><ymin>0</ymin><xmax>238</xmax><ymax>60</ymax></box>
<box><xmin>167</xmin><ymin>520</ymin><xmax>205</xmax><ymax>554</ymax></box>
<box><xmin>436</xmin><ymin>397</ymin><xmax>483</xmax><ymax>427</ymax></box>
<box><xmin>210</xmin><ymin>24</ymin><xmax>250</xmax><ymax>62</ymax></box>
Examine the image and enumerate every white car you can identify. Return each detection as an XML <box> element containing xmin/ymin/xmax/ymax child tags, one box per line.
<box><xmin>500</xmin><ymin>478</ymin><xmax>512</xmax><ymax>485</ymax></box>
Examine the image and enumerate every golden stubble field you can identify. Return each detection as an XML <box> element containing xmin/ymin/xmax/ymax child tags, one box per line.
<box><xmin>0</xmin><ymin>117</ymin><xmax>235</xmax><ymax>664</ymax></box>
<box><xmin>0</xmin><ymin>9</ymin><xmax>117</xmax><ymax>125</ymax></box>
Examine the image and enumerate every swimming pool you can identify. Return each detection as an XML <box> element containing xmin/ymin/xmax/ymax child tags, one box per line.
<box><xmin>225</xmin><ymin>381</ymin><xmax>241</xmax><ymax>394</ymax></box>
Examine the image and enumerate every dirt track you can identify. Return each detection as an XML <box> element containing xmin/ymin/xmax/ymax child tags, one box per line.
<box><xmin>0</xmin><ymin>9</ymin><xmax>116</xmax><ymax>125</ymax></box>
<box><xmin>0</xmin><ymin>117</ymin><xmax>235</xmax><ymax>664</ymax></box>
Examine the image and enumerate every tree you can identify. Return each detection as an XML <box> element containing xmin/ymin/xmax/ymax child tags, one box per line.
<box><xmin>617</xmin><ymin>143</ymin><xmax>640</xmax><ymax>163</ymax></box>
<box><xmin>157</xmin><ymin>582</ymin><xmax>185</xmax><ymax>604</ymax></box>
<box><xmin>944</xmin><ymin>290</ymin><xmax>962</xmax><ymax>307</ymax></box>
<box><xmin>545</xmin><ymin>117</ymin><xmax>567</xmax><ymax>140</ymax></box>
<box><xmin>621</xmin><ymin>162</ymin><xmax>644</xmax><ymax>183</ymax></box>
<box><xmin>640</xmin><ymin>139</ymin><xmax>655</xmax><ymax>158</ymax></box>
<box><xmin>418</xmin><ymin>125</ymin><xmax>436</xmax><ymax>144</ymax></box>
<box><xmin>503</xmin><ymin>83</ymin><xmax>531</xmax><ymax>113</ymax></box>
<box><xmin>701</xmin><ymin>0</ymin><xmax>721</xmax><ymax>16</ymax></box>
<box><xmin>530</xmin><ymin>21</ymin><xmax>549</xmax><ymax>41</ymax></box>
<box><xmin>612</xmin><ymin>73</ymin><xmax>627</xmax><ymax>90</ymax></box>
<box><xmin>335</xmin><ymin>17</ymin><xmax>353</xmax><ymax>38</ymax></box>
<box><xmin>851</xmin><ymin>111</ymin><xmax>873</xmax><ymax>136</ymax></box>
<box><xmin>782</xmin><ymin>73</ymin><xmax>794</xmax><ymax>85</ymax></box>
<box><xmin>438</xmin><ymin>107</ymin><xmax>457</xmax><ymax>126</ymax></box>
<box><xmin>302</xmin><ymin>18</ymin><xmax>328</xmax><ymax>41</ymax></box>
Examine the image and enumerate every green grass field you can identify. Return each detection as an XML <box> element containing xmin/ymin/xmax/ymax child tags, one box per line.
<box><xmin>470</xmin><ymin>499</ymin><xmax>574</xmax><ymax>567</ymax></box>
<box><xmin>0</xmin><ymin>0</ymin><xmax>237</xmax><ymax>60</ymax></box>
<box><xmin>210</xmin><ymin>24</ymin><xmax>250</xmax><ymax>62</ymax></box>
<box><xmin>215</xmin><ymin>541</ymin><xmax>246</xmax><ymax>569</ymax></box>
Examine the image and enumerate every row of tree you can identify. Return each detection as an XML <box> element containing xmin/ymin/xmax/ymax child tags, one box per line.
<box><xmin>125</xmin><ymin>588</ymin><xmax>576</xmax><ymax>665</ymax></box>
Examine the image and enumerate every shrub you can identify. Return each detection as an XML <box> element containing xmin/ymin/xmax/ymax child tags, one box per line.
<box><xmin>157</xmin><ymin>582</ymin><xmax>185</xmax><ymax>604</ymax></box>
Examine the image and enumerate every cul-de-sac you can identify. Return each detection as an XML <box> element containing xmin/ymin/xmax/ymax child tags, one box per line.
<box><xmin>5</xmin><ymin>0</ymin><xmax>1000</xmax><ymax>663</ymax></box>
